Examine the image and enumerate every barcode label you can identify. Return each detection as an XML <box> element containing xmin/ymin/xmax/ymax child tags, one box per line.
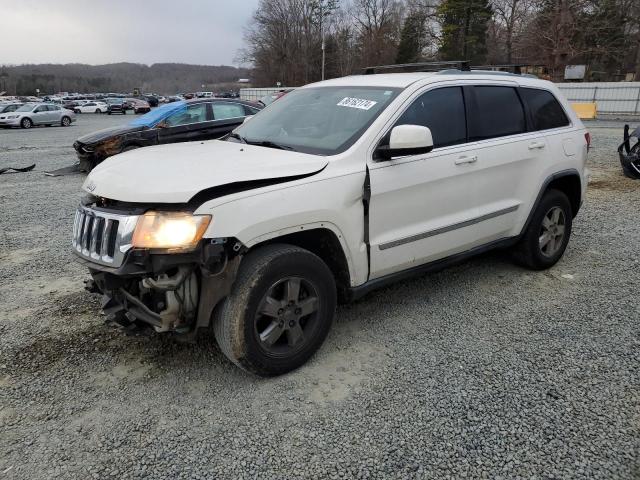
<box><xmin>337</xmin><ymin>97</ymin><xmax>378</xmax><ymax>110</ymax></box>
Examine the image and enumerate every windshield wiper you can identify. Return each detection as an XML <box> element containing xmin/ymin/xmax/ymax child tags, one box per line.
<box><xmin>226</xmin><ymin>132</ymin><xmax>247</xmax><ymax>144</ymax></box>
<box><xmin>249</xmin><ymin>140</ymin><xmax>297</xmax><ymax>151</ymax></box>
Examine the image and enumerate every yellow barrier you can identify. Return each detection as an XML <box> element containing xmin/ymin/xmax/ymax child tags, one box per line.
<box><xmin>571</xmin><ymin>102</ymin><xmax>597</xmax><ymax>119</ymax></box>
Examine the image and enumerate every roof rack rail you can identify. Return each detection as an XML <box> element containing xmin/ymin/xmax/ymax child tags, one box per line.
<box><xmin>362</xmin><ymin>61</ymin><xmax>470</xmax><ymax>75</ymax></box>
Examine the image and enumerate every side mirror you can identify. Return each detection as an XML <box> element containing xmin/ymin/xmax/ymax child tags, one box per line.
<box><xmin>376</xmin><ymin>124</ymin><xmax>434</xmax><ymax>160</ymax></box>
<box><xmin>243</xmin><ymin>115</ymin><xmax>254</xmax><ymax>124</ymax></box>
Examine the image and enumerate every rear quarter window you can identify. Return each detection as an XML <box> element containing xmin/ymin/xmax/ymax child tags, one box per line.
<box><xmin>521</xmin><ymin>88</ymin><xmax>570</xmax><ymax>131</ymax></box>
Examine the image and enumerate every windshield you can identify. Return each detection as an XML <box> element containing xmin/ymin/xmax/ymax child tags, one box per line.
<box><xmin>128</xmin><ymin>101</ymin><xmax>187</xmax><ymax>127</ymax></box>
<box><xmin>231</xmin><ymin>86</ymin><xmax>400</xmax><ymax>155</ymax></box>
<box><xmin>16</xmin><ymin>104</ymin><xmax>35</xmax><ymax>112</ymax></box>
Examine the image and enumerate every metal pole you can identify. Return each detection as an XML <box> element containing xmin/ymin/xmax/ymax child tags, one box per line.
<box><xmin>321</xmin><ymin>37</ymin><xmax>326</xmax><ymax>81</ymax></box>
<box><xmin>320</xmin><ymin>2</ymin><xmax>325</xmax><ymax>81</ymax></box>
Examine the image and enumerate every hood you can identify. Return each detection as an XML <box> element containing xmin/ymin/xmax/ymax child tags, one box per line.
<box><xmin>83</xmin><ymin>140</ymin><xmax>328</xmax><ymax>204</ymax></box>
<box><xmin>76</xmin><ymin>124</ymin><xmax>146</xmax><ymax>144</ymax></box>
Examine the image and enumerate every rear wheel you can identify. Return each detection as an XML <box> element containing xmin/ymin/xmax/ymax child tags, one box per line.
<box><xmin>61</xmin><ymin>116</ymin><xmax>71</xmax><ymax>127</ymax></box>
<box><xmin>214</xmin><ymin>244</ymin><xmax>336</xmax><ymax>376</ymax></box>
<box><xmin>95</xmin><ymin>108</ymin><xmax>101</xmax><ymax>113</ymax></box>
<box><xmin>20</xmin><ymin>118</ymin><xmax>32</xmax><ymax>129</ymax></box>
<box><xmin>513</xmin><ymin>189</ymin><xmax>572</xmax><ymax>270</ymax></box>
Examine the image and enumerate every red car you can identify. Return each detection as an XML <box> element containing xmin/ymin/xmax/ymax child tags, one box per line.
<box><xmin>126</xmin><ymin>98</ymin><xmax>151</xmax><ymax>114</ymax></box>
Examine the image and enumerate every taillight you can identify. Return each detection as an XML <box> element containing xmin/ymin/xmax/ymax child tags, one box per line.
<box><xmin>585</xmin><ymin>132</ymin><xmax>591</xmax><ymax>151</ymax></box>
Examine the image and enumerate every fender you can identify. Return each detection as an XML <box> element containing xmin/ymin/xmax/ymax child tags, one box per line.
<box><xmin>520</xmin><ymin>168</ymin><xmax>582</xmax><ymax>236</ymax></box>
<box><xmin>243</xmin><ymin>221</ymin><xmax>357</xmax><ymax>287</ymax></box>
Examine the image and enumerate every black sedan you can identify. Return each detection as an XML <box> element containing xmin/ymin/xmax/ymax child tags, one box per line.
<box><xmin>73</xmin><ymin>98</ymin><xmax>262</xmax><ymax>171</ymax></box>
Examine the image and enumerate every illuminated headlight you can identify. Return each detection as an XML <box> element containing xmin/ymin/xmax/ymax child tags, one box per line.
<box><xmin>132</xmin><ymin>212</ymin><xmax>211</xmax><ymax>251</ymax></box>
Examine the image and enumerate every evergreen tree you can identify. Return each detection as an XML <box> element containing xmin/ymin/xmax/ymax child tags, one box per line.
<box><xmin>396</xmin><ymin>10</ymin><xmax>428</xmax><ymax>63</ymax></box>
<box><xmin>437</xmin><ymin>0</ymin><xmax>492</xmax><ymax>64</ymax></box>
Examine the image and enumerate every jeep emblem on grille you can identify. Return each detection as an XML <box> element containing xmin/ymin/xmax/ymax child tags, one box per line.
<box><xmin>86</xmin><ymin>181</ymin><xmax>97</xmax><ymax>192</ymax></box>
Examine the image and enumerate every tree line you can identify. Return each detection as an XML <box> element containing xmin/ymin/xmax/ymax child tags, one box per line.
<box><xmin>241</xmin><ymin>0</ymin><xmax>640</xmax><ymax>85</ymax></box>
<box><xmin>0</xmin><ymin>63</ymin><xmax>250</xmax><ymax>96</ymax></box>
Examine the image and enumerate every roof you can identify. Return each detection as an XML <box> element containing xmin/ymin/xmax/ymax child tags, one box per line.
<box><xmin>303</xmin><ymin>71</ymin><xmax>552</xmax><ymax>90</ymax></box>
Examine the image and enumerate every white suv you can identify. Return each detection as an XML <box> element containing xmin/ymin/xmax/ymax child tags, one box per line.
<box><xmin>73</xmin><ymin>70</ymin><xmax>589</xmax><ymax>376</ymax></box>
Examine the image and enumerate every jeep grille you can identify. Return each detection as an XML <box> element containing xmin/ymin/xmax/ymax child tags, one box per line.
<box><xmin>72</xmin><ymin>206</ymin><xmax>138</xmax><ymax>268</ymax></box>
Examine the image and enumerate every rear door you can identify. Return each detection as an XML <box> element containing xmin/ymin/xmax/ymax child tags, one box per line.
<box><xmin>463</xmin><ymin>84</ymin><xmax>550</xmax><ymax>244</ymax></box>
<box><xmin>209</xmin><ymin>101</ymin><xmax>250</xmax><ymax>137</ymax></box>
<box><xmin>368</xmin><ymin>85</ymin><xmax>482</xmax><ymax>279</ymax></box>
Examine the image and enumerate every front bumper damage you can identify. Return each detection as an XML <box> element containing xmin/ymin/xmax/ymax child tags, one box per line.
<box><xmin>73</xmin><ymin>203</ymin><xmax>243</xmax><ymax>337</ymax></box>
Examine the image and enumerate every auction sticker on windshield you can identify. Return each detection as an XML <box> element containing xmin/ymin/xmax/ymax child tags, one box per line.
<box><xmin>337</xmin><ymin>97</ymin><xmax>378</xmax><ymax>110</ymax></box>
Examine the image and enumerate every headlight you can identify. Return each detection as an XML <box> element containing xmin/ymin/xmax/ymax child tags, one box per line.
<box><xmin>7</xmin><ymin>115</ymin><xmax>18</xmax><ymax>119</ymax></box>
<box><xmin>132</xmin><ymin>212</ymin><xmax>211</xmax><ymax>251</ymax></box>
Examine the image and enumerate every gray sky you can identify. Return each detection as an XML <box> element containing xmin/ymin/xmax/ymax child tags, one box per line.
<box><xmin>1</xmin><ymin>0</ymin><xmax>261</xmax><ymax>66</ymax></box>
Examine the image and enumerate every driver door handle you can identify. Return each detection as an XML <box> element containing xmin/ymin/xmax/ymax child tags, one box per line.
<box><xmin>528</xmin><ymin>141</ymin><xmax>546</xmax><ymax>150</ymax></box>
<box><xmin>455</xmin><ymin>155</ymin><xmax>478</xmax><ymax>165</ymax></box>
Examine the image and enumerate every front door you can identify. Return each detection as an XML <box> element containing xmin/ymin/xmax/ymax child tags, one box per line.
<box><xmin>368</xmin><ymin>85</ymin><xmax>481</xmax><ymax>279</ymax></box>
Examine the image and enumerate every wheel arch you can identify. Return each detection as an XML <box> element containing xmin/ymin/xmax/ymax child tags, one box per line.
<box><xmin>246</xmin><ymin>225</ymin><xmax>353</xmax><ymax>303</ymax></box>
<box><xmin>520</xmin><ymin>169</ymin><xmax>582</xmax><ymax>236</ymax></box>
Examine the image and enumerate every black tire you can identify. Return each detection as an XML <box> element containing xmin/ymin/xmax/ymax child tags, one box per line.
<box><xmin>107</xmin><ymin>111</ymin><xmax>112</xmax><ymax>115</ymax></box>
<box><xmin>21</xmin><ymin>118</ymin><xmax>32</xmax><ymax>129</ymax></box>
<box><xmin>95</xmin><ymin>109</ymin><xmax>101</xmax><ymax>113</ymax></box>
<box><xmin>61</xmin><ymin>116</ymin><xmax>71</xmax><ymax>127</ymax></box>
<box><xmin>214</xmin><ymin>244</ymin><xmax>337</xmax><ymax>376</ymax></box>
<box><xmin>74</xmin><ymin>109</ymin><xmax>81</xmax><ymax>114</ymax></box>
<box><xmin>513</xmin><ymin>189</ymin><xmax>573</xmax><ymax>270</ymax></box>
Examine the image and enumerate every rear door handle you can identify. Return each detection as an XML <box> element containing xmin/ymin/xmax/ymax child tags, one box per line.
<box><xmin>455</xmin><ymin>155</ymin><xmax>478</xmax><ymax>165</ymax></box>
<box><xmin>528</xmin><ymin>141</ymin><xmax>546</xmax><ymax>150</ymax></box>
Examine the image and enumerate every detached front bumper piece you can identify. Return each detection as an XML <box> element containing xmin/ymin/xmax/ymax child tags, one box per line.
<box><xmin>618</xmin><ymin>124</ymin><xmax>640</xmax><ymax>179</ymax></box>
<box><xmin>73</xmin><ymin>204</ymin><xmax>243</xmax><ymax>336</ymax></box>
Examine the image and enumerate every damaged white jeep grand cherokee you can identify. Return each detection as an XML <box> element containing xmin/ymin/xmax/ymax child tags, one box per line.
<box><xmin>73</xmin><ymin>70</ymin><xmax>589</xmax><ymax>376</ymax></box>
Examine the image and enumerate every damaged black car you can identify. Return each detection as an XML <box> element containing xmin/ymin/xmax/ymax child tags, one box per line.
<box><xmin>73</xmin><ymin>99</ymin><xmax>262</xmax><ymax>171</ymax></box>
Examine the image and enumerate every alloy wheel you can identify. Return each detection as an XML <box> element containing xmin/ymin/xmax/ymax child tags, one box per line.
<box><xmin>539</xmin><ymin>206</ymin><xmax>566</xmax><ymax>257</ymax></box>
<box><xmin>254</xmin><ymin>276</ymin><xmax>320</xmax><ymax>356</ymax></box>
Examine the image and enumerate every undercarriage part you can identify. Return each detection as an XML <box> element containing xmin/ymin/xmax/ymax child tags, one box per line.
<box><xmin>0</xmin><ymin>163</ymin><xmax>35</xmax><ymax>175</ymax></box>
<box><xmin>618</xmin><ymin>125</ymin><xmax>640</xmax><ymax>179</ymax></box>
<box><xmin>137</xmin><ymin>267</ymin><xmax>199</xmax><ymax>333</ymax></box>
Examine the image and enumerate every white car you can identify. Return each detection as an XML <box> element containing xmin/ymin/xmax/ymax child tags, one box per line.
<box><xmin>74</xmin><ymin>101</ymin><xmax>109</xmax><ymax>114</ymax></box>
<box><xmin>73</xmin><ymin>69</ymin><xmax>589</xmax><ymax>376</ymax></box>
<box><xmin>0</xmin><ymin>103</ymin><xmax>76</xmax><ymax>128</ymax></box>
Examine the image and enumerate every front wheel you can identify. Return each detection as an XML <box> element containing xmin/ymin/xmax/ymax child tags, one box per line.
<box><xmin>513</xmin><ymin>189</ymin><xmax>573</xmax><ymax>270</ymax></box>
<box><xmin>61</xmin><ymin>116</ymin><xmax>71</xmax><ymax>127</ymax></box>
<box><xmin>214</xmin><ymin>244</ymin><xmax>337</xmax><ymax>376</ymax></box>
<box><xmin>20</xmin><ymin>118</ymin><xmax>32</xmax><ymax>129</ymax></box>
<box><xmin>95</xmin><ymin>109</ymin><xmax>101</xmax><ymax>113</ymax></box>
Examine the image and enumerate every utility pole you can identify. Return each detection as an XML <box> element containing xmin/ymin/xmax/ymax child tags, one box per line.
<box><xmin>322</xmin><ymin>32</ymin><xmax>326</xmax><ymax>81</ymax></box>
<box><xmin>320</xmin><ymin>1</ymin><xmax>325</xmax><ymax>81</ymax></box>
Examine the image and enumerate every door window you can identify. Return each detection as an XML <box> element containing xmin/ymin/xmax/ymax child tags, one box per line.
<box><xmin>394</xmin><ymin>87</ymin><xmax>467</xmax><ymax>148</ymax></box>
<box><xmin>520</xmin><ymin>88</ymin><xmax>570</xmax><ymax>131</ymax></box>
<box><xmin>48</xmin><ymin>105</ymin><xmax>60</xmax><ymax>111</ymax></box>
<box><xmin>34</xmin><ymin>105</ymin><xmax>48</xmax><ymax>113</ymax></box>
<box><xmin>212</xmin><ymin>102</ymin><xmax>246</xmax><ymax>120</ymax></box>
<box><xmin>470</xmin><ymin>86</ymin><xmax>526</xmax><ymax>140</ymax></box>
<box><xmin>164</xmin><ymin>104</ymin><xmax>207</xmax><ymax>127</ymax></box>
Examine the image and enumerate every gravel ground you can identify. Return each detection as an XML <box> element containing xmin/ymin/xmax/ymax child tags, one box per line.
<box><xmin>1</xmin><ymin>116</ymin><xmax>639</xmax><ymax>479</ymax></box>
